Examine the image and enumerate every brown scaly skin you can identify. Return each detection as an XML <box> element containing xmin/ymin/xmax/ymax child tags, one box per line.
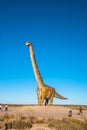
<box><xmin>37</xmin><ymin>87</ymin><xmax>42</xmax><ymax>105</ymax></box>
<box><xmin>26</xmin><ymin>41</ymin><xmax>67</xmax><ymax>105</ymax></box>
<box><xmin>40</xmin><ymin>84</ymin><xmax>55</xmax><ymax>105</ymax></box>
<box><xmin>37</xmin><ymin>84</ymin><xmax>55</xmax><ymax>105</ymax></box>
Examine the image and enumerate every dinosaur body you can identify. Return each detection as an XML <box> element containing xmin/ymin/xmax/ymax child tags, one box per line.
<box><xmin>26</xmin><ymin>41</ymin><xmax>67</xmax><ymax>105</ymax></box>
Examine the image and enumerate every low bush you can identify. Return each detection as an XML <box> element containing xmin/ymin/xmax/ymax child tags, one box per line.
<box><xmin>48</xmin><ymin>118</ymin><xmax>87</xmax><ymax>130</ymax></box>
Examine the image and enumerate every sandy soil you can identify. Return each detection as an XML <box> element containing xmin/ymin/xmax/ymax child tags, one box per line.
<box><xmin>0</xmin><ymin>105</ymin><xmax>87</xmax><ymax>120</ymax></box>
<box><xmin>0</xmin><ymin>105</ymin><xmax>87</xmax><ymax>129</ymax></box>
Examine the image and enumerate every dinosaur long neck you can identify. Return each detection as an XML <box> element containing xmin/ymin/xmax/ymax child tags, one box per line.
<box><xmin>29</xmin><ymin>45</ymin><xmax>44</xmax><ymax>87</ymax></box>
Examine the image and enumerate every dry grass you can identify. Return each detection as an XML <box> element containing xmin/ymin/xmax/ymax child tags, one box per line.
<box><xmin>0</xmin><ymin>114</ymin><xmax>33</xmax><ymax>129</ymax></box>
<box><xmin>63</xmin><ymin>105</ymin><xmax>87</xmax><ymax>110</ymax></box>
<box><xmin>0</xmin><ymin>113</ymin><xmax>87</xmax><ymax>130</ymax></box>
<box><xmin>0</xmin><ymin>105</ymin><xmax>87</xmax><ymax>129</ymax></box>
<box><xmin>48</xmin><ymin>118</ymin><xmax>87</xmax><ymax>130</ymax></box>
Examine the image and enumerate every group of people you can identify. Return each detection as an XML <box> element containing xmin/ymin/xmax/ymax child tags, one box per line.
<box><xmin>68</xmin><ymin>107</ymin><xmax>83</xmax><ymax>117</ymax></box>
<box><xmin>0</xmin><ymin>104</ymin><xmax>8</xmax><ymax>111</ymax></box>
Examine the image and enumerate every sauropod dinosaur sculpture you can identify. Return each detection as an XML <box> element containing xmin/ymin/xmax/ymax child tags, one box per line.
<box><xmin>26</xmin><ymin>41</ymin><xmax>67</xmax><ymax>105</ymax></box>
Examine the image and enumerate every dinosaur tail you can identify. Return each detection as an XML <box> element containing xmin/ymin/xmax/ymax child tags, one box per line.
<box><xmin>55</xmin><ymin>91</ymin><xmax>68</xmax><ymax>100</ymax></box>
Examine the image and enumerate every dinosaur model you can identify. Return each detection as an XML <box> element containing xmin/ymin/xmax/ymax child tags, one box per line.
<box><xmin>26</xmin><ymin>41</ymin><xmax>67</xmax><ymax>105</ymax></box>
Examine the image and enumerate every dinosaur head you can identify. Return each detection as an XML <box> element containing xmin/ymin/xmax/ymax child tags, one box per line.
<box><xmin>26</xmin><ymin>41</ymin><xmax>32</xmax><ymax>46</ymax></box>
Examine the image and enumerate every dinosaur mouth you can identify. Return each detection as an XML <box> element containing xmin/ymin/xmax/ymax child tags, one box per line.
<box><xmin>26</xmin><ymin>41</ymin><xmax>31</xmax><ymax>46</ymax></box>
<box><xmin>26</xmin><ymin>43</ymin><xmax>28</xmax><ymax>46</ymax></box>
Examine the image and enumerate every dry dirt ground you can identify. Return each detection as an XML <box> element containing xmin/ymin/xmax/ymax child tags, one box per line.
<box><xmin>0</xmin><ymin>105</ymin><xmax>87</xmax><ymax>130</ymax></box>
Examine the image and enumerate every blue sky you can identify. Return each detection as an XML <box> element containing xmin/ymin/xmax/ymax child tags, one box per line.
<box><xmin>0</xmin><ymin>0</ymin><xmax>87</xmax><ymax>105</ymax></box>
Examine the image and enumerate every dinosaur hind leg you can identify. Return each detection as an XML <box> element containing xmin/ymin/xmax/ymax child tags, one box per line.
<box><xmin>49</xmin><ymin>91</ymin><xmax>55</xmax><ymax>105</ymax></box>
<box><xmin>49</xmin><ymin>96</ymin><xmax>54</xmax><ymax>105</ymax></box>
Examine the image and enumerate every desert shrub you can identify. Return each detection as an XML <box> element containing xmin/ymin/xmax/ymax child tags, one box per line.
<box><xmin>36</xmin><ymin>119</ymin><xmax>45</xmax><ymax>123</ymax></box>
<box><xmin>3</xmin><ymin>115</ymin><xmax>34</xmax><ymax>129</ymax></box>
<box><xmin>0</xmin><ymin>117</ymin><xmax>4</xmax><ymax>121</ymax></box>
<box><xmin>5</xmin><ymin>121</ymin><xmax>32</xmax><ymax>129</ymax></box>
<box><xmin>5</xmin><ymin>123</ymin><xmax>12</xmax><ymax>129</ymax></box>
<box><xmin>12</xmin><ymin>121</ymin><xmax>32</xmax><ymax>129</ymax></box>
<box><xmin>48</xmin><ymin>118</ymin><xmax>87</xmax><ymax>130</ymax></box>
<box><xmin>29</xmin><ymin>116</ymin><xmax>36</xmax><ymax>124</ymax></box>
<box><xmin>3</xmin><ymin>113</ymin><xmax>10</xmax><ymax>119</ymax></box>
<box><xmin>19</xmin><ymin>116</ymin><xmax>36</xmax><ymax>124</ymax></box>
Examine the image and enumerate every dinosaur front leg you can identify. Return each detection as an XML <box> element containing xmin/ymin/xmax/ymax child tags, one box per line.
<box><xmin>40</xmin><ymin>95</ymin><xmax>45</xmax><ymax>105</ymax></box>
<box><xmin>37</xmin><ymin>96</ymin><xmax>40</xmax><ymax>105</ymax></box>
<box><xmin>37</xmin><ymin>87</ymin><xmax>42</xmax><ymax>105</ymax></box>
<box><xmin>37</xmin><ymin>97</ymin><xmax>44</xmax><ymax>105</ymax></box>
<box><xmin>40</xmin><ymin>93</ymin><xmax>45</xmax><ymax>105</ymax></box>
<box><xmin>38</xmin><ymin>96</ymin><xmax>43</xmax><ymax>105</ymax></box>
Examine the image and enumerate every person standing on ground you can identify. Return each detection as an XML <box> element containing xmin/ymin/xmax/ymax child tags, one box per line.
<box><xmin>78</xmin><ymin>107</ymin><xmax>83</xmax><ymax>115</ymax></box>
<box><xmin>5</xmin><ymin>104</ymin><xmax>8</xmax><ymax>111</ymax></box>
<box><xmin>0</xmin><ymin>105</ymin><xmax>2</xmax><ymax>111</ymax></box>
<box><xmin>68</xmin><ymin>110</ymin><xmax>72</xmax><ymax>117</ymax></box>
